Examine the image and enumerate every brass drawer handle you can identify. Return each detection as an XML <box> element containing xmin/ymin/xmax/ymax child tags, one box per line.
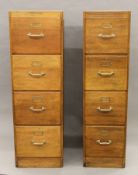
<box><xmin>98</xmin><ymin>33</ymin><xmax>116</xmax><ymax>39</ymax></box>
<box><xmin>32</xmin><ymin>140</ymin><xmax>46</xmax><ymax>146</ymax></box>
<box><xmin>97</xmin><ymin>106</ymin><xmax>112</xmax><ymax>112</ymax></box>
<box><xmin>30</xmin><ymin>106</ymin><xmax>46</xmax><ymax>112</ymax></box>
<box><xmin>97</xmin><ymin>71</ymin><xmax>114</xmax><ymax>77</ymax></box>
<box><xmin>28</xmin><ymin>72</ymin><xmax>46</xmax><ymax>78</ymax></box>
<box><xmin>27</xmin><ymin>32</ymin><xmax>45</xmax><ymax>39</ymax></box>
<box><xmin>96</xmin><ymin>139</ymin><xmax>112</xmax><ymax>145</ymax></box>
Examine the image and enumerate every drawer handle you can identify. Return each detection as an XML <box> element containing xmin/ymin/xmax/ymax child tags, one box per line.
<box><xmin>28</xmin><ymin>72</ymin><xmax>46</xmax><ymax>78</ymax></box>
<box><xmin>98</xmin><ymin>71</ymin><xmax>114</xmax><ymax>77</ymax></box>
<box><xmin>30</xmin><ymin>106</ymin><xmax>46</xmax><ymax>112</ymax></box>
<box><xmin>27</xmin><ymin>32</ymin><xmax>45</xmax><ymax>39</ymax></box>
<box><xmin>98</xmin><ymin>33</ymin><xmax>116</xmax><ymax>39</ymax></box>
<box><xmin>97</xmin><ymin>106</ymin><xmax>112</xmax><ymax>112</ymax></box>
<box><xmin>96</xmin><ymin>139</ymin><xmax>112</xmax><ymax>145</ymax></box>
<box><xmin>32</xmin><ymin>140</ymin><xmax>46</xmax><ymax>146</ymax></box>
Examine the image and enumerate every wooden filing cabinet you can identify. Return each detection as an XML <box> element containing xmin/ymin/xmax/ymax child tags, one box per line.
<box><xmin>83</xmin><ymin>11</ymin><xmax>130</xmax><ymax>168</ymax></box>
<box><xmin>9</xmin><ymin>11</ymin><xmax>64</xmax><ymax>168</ymax></box>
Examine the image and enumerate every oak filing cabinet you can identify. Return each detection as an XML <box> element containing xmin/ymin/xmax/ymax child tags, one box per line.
<box><xmin>83</xmin><ymin>11</ymin><xmax>131</xmax><ymax>168</ymax></box>
<box><xmin>10</xmin><ymin>11</ymin><xmax>64</xmax><ymax>168</ymax></box>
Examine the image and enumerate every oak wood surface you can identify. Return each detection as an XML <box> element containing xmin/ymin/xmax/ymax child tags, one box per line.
<box><xmin>14</xmin><ymin>91</ymin><xmax>62</xmax><ymax>125</ymax></box>
<box><xmin>85</xmin><ymin>157</ymin><xmax>124</xmax><ymax>168</ymax></box>
<box><xmin>15</xmin><ymin>126</ymin><xmax>62</xmax><ymax>157</ymax></box>
<box><xmin>84</xmin><ymin>91</ymin><xmax>127</xmax><ymax>125</ymax></box>
<box><xmin>16</xmin><ymin>157</ymin><xmax>63</xmax><ymax>168</ymax></box>
<box><xmin>84</xmin><ymin>11</ymin><xmax>130</xmax><ymax>18</ymax></box>
<box><xmin>83</xmin><ymin>11</ymin><xmax>130</xmax><ymax>168</ymax></box>
<box><xmin>10</xmin><ymin>11</ymin><xmax>62</xmax><ymax>54</ymax></box>
<box><xmin>85</xmin><ymin>126</ymin><xmax>125</xmax><ymax>157</ymax></box>
<box><xmin>85</xmin><ymin>55</ymin><xmax>128</xmax><ymax>90</ymax></box>
<box><xmin>84</xmin><ymin>12</ymin><xmax>130</xmax><ymax>54</ymax></box>
<box><xmin>10</xmin><ymin>11</ymin><xmax>64</xmax><ymax>168</ymax></box>
<box><xmin>12</xmin><ymin>55</ymin><xmax>62</xmax><ymax>90</ymax></box>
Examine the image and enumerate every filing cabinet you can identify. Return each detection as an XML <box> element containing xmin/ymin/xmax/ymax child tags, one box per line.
<box><xmin>83</xmin><ymin>11</ymin><xmax>130</xmax><ymax>168</ymax></box>
<box><xmin>10</xmin><ymin>11</ymin><xmax>64</xmax><ymax>168</ymax></box>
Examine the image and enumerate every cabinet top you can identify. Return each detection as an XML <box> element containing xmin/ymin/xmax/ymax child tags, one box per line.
<box><xmin>84</xmin><ymin>11</ymin><xmax>131</xmax><ymax>19</ymax></box>
<box><xmin>9</xmin><ymin>11</ymin><xmax>63</xmax><ymax>18</ymax></box>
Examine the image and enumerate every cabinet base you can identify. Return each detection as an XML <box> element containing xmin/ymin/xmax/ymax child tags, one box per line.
<box><xmin>84</xmin><ymin>157</ymin><xmax>125</xmax><ymax>168</ymax></box>
<box><xmin>16</xmin><ymin>157</ymin><xmax>63</xmax><ymax>168</ymax></box>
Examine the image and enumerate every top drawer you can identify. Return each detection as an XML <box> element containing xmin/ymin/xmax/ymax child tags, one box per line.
<box><xmin>84</xmin><ymin>12</ymin><xmax>130</xmax><ymax>54</ymax></box>
<box><xmin>10</xmin><ymin>11</ymin><xmax>63</xmax><ymax>54</ymax></box>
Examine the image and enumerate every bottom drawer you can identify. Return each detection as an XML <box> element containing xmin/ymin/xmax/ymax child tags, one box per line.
<box><xmin>85</xmin><ymin>126</ymin><xmax>125</xmax><ymax>157</ymax></box>
<box><xmin>15</xmin><ymin>126</ymin><xmax>62</xmax><ymax>158</ymax></box>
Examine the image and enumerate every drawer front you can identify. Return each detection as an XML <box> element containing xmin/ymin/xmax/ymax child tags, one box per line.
<box><xmin>15</xmin><ymin>126</ymin><xmax>62</xmax><ymax>157</ymax></box>
<box><xmin>12</xmin><ymin>55</ymin><xmax>62</xmax><ymax>90</ymax></box>
<box><xmin>14</xmin><ymin>92</ymin><xmax>61</xmax><ymax>125</ymax></box>
<box><xmin>85</xmin><ymin>126</ymin><xmax>125</xmax><ymax>157</ymax></box>
<box><xmin>10</xmin><ymin>12</ymin><xmax>62</xmax><ymax>54</ymax></box>
<box><xmin>85</xmin><ymin>12</ymin><xmax>130</xmax><ymax>54</ymax></box>
<box><xmin>84</xmin><ymin>91</ymin><xmax>127</xmax><ymax>125</ymax></box>
<box><xmin>85</xmin><ymin>55</ymin><xmax>128</xmax><ymax>90</ymax></box>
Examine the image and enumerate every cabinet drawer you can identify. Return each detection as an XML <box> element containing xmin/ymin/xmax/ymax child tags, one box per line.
<box><xmin>84</xmin><ymin>12</ymin><xmax>130</xmax><ymax>54</ymax></box>
<box><xmin>85</xmin><ymin>126</ymin><xmax>125</xmax><ymax>157</ymax></box>
<box><xmin>14</xmin><ymin>91</ymin><xmax>62</xmax><ymax>125</ymax></box>
<box><xmin>15</xmin><ymin>126</ymin><xmax>62</xmax><ymax>157</ymax></box>
<box><xmin>85</xmin><ymin>55</ymin><xmax>128</xmax><ymax>90</ymax></box>
<box><xmin>10</xmin><ymin>12</ymin><xmax>62</xmax><ymax>54</ymax></box>
<box><xmin>12</xmin><ymin>55</ymin><xmax>62</xmax><ymax>90</ymax></box>
<box><xmin>84</xmin><ymin>91</ymin><xmax>127</xmax><ymax>125</ymax></box>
